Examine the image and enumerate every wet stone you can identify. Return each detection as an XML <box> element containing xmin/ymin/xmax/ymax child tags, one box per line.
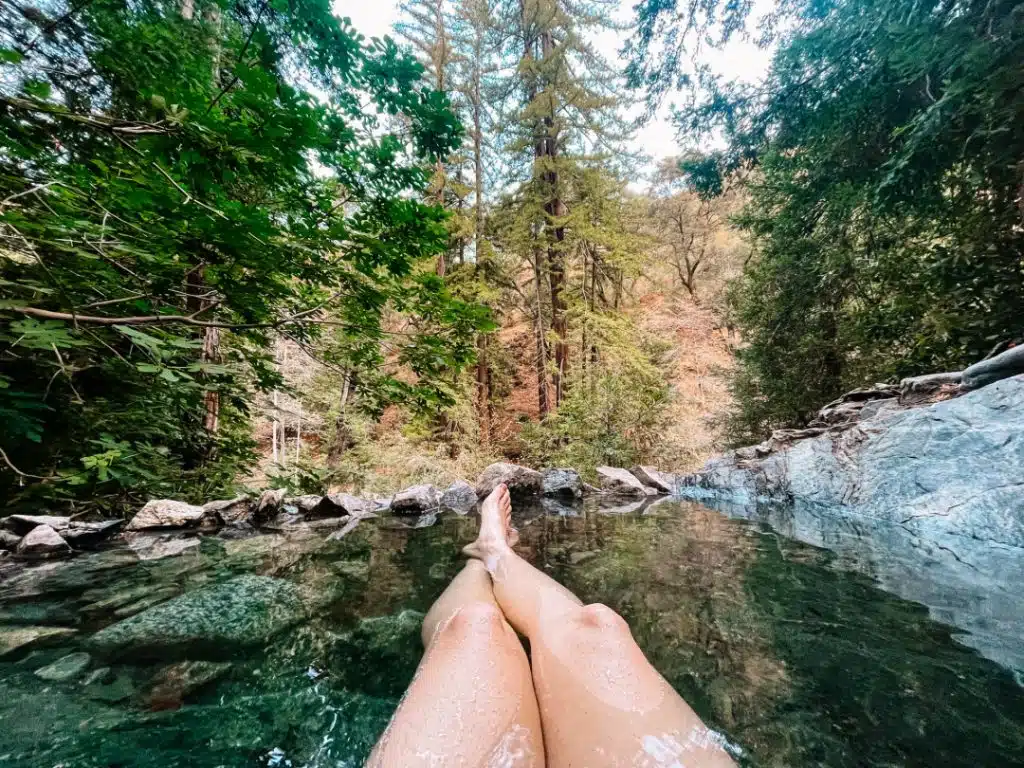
<box><xmin>542</xmin><ymin>468</ymin><xmax>584</xmax><ymax>498</ymax></box>
<box><xmin>127</xmin><ymin>500</ymin><xmax>207</xmax><ymax>531</ymax></box>
<box><xmin>16</xmin><ymin>524</ymin><xmax>73</xmax><ymax>559</ymax></box>
<box><xmin>89</xmin><ymin>575</ymin><xmax>306</xmax><ymax>660</ymax></box>
<box><xmin>390</xmin><ymin>484</ymin><xmax>441</xmax><ymax>514</ymax></box>
<box><xmin>34</xmin><ymin>651</ymin><xmax>92</xmax><ymax>682</ymax></box>
<box><xmin>476</xmin><ymin>462</ymin><xmax>543</xmax><ymax>498</ymax></box>
<box><xmin>596</xmin><ymin>466</ymin><xmax>656</xmax><ymax>497</ymax></box>
<box><xmin>146</xmin><ymin>660</ymin><xmax>231</xmax><ymax>710</ymax></box>
<box><xmin>440</xmin><ymin>480</ymin><xmax>477</xmax><ymax>513</ymax></box>
<box><xmin>0</xmin><ymin>626</ymin><xmax>77</xmax><ymax>658</ymax></box>
<box><xmin>2</xmin><ymin>514</ymin><xmax>71</xmax><ymax>536</ymax></box>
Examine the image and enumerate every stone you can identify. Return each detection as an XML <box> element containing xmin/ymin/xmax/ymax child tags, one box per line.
<box><xmin>60</xmin><ymin>520</ymin><xmax>123</xmax><ymax>548</ymax></box>
<box><xmin>678</xmin><ymin>375</ymin><xmax>1024</xmax><ymax>550</ymax></box>
<box><xmin>34</xmin><ymin>651</ymin><xmax>92</xmax><ymax>682</ymax></box>
<box><xmin>0</xmin><ymin>626</ymin><xmax>76</xmax><ymax>658</ymax></box>
<box><xmin>596</xmin><ymin>466</ymin><xmax>656</xmax><ymax>497</ymax></box>
<box><xmin>82</xmin><ymin>666</ymin><xmax>114</xmax><ymax>686</ymax></box>
<box><xmin>285</xmin><ymin>494</ymin><xmax>323</xmax><ymax>513</ymax></box>
<box><xmin>202</xmin><ymin>496</ymin><xmax>253</xmax><ymax>525</ymax></box>
<box><xmin>440</xmin><ymin>480</ymin><xmax>477</xmax><ymax>512</ymax></box>
<box><xmin>312</xmin><ymin>492</ymin><xmax>372</xmax><ymax>517</ymax></box>
<box><xmin>0</xmin><ymin>530</ymin><xmax>21</xmax><ymax>549</ymax></box>
<box><xmin>89</xmin><ymin>574</ymin><xmax>305</xmax><ymax>659</ymax></box>
<box><xmin>569</xmin><ymin>550</ymin><xmax>601</xmax><ymax>565</ymax></box>
<box><xmin>126</xmin><ymin>500</ymin><xmax>207</xmax><ymax>531</ymax></box>
<box><xmin>2</xmin><ymin>515</ymin><xmax>71</xmax><ymax>536</ymax></box>
<box><xmin>390</xmin><ymin>484</ymin><xmax>442</xmax><ymax>514</ymax></box>
<box><xmin>331</xmin><ymin>559</ymin><xmax>370</xmax><ymax>581</ymax></box>
<box><xmin>16</xmin><ymin>524</ymin><xmax>72</xmax><ymax>559</ymax></box>
<box><xmin>125</xmin><ymin>532</ymin><xmax>201</xmax><ymax>561</ymax></box>
<box><xmin>146</xmin><ymin>660</ymin><xmax>231</xmax><ymax>710</ymax></box>
<box><xmin>255</xmin><ymin>488</ymin><xmax>287</xmax><ymax>522</ymax></box>
<box><xmin>542</xmin><ymin>468</ymin><xmax>583</xmax><ymax>498</ymax></box>
<box><xmin>961</xmin><ymin>344</ymin><xmax>1024</xmax><ymax>389</ymax></box>
<box><xmin>540</xmin><ymin>497</ymin><xmax>581</xmax><ymax>517</ymax></box>
<box><xmin>476</xmin><ymin>462</ymin><xmax>543</xmax><ymax>498</ymax></box>
<box><xmin>630</xmin><ymin>465</ymin><xmax>675</xmax><ymax>494</ymax></box>
<box><xmin>330</xmin><ymin>610</ymin><xmax>425</xmax><ymax>697</ymax></box>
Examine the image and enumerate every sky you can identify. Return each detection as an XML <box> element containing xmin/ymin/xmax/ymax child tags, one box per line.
<box><xmin>336</xmin><ymin>0</ymin><xmax>773</xmax><ymax>184</ymax></box>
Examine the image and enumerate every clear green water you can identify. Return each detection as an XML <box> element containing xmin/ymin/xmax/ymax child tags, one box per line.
<box><xmin>1</xmin><ymin>499</ymin><xmax>1023</xmax><ymax>767</ymax></box>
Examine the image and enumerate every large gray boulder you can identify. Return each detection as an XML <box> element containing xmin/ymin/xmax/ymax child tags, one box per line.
<box><xmin>542</xmin><ymin>468</ymin><xmax>583</xmax><ymax>498</ymax></box>
<box><xmin>390</xmin><ymin>484</ymin><xmax>442</xmax><ymax>514</ymax></box>
<box><xmin>202</xmin><ymin>496</ymin><xmax>253</xmax><ymax>525</ymax></box>
<box><xmin>476</xmin><ymin>462</ymin><xmax>543</xmax><ymax>498</ymax></box>
<box><xmin>680</xmin><ymin>375</ymin><xmax>1024</xmax><ymax>549</ymax></box>
<box><xmin>89</xmin><ymin>574</ymin><xmax>305</xmax><ymax>659</ymax></box>
<box><xmin>0</xmin><ymin>626</ymin><xmax>76</xmax><ymax>658</ymax></box>
<box><xmin>2</xmin><ymin>515</ymin><xmax>71</xmax><ymax>536</ymax></box>
<box><xmin>596</xmin><ymin>467</ymin><xmax>656</xmax><ymax>497</ymax></box>
<box><xmin>126</xmin><ymin>500</ymin><xmax>207</xmax><ymax>531</ymax></box>
<box><xmin>16</xmin><ymin>524</ymin><xmax>72</xmax><ymax>559</ymax></box>
<box><xmin>440</xmin><ymin>480</ymin><xmax>477</xmax><ymax>513</ymax></box>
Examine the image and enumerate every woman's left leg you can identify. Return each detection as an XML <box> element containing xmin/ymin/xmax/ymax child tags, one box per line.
<box><xmin>366</xmin><ymin>558</ymin><xmax>544</xmax><ymax>767</ymax></box>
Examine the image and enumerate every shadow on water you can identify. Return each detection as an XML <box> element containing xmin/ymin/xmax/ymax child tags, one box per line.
<box><xmin>0</xmin><ymin>498</ymin><xmax>1022</xmax><ymax>767</ymax></box>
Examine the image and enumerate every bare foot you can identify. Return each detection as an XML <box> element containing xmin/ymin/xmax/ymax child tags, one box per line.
<box><xmin>463</xmin><ymin>483</ymin><xmax>518</xmax><ymax>561</ymax></box>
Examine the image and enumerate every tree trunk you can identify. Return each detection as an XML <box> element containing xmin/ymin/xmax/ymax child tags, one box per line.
<box><xmin>326</xmin><ymin>371</ymin><xmax>353</xmax><ymax>468</ymax></box>
<box><xmin>532</xmin><ymin>247</ymin><xmax>550</xmax><ymax>418</ymax></box>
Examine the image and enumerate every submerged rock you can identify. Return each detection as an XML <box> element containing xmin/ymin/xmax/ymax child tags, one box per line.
<box><xmin>680</xmin><ymin>374</ymin><xmax>1024</xmax><ymax>549</ymax></box>
<box><xmin>542</xmin><ymin>468</ymin><xmax>583</xmax><ymax>498</ymax></box>
<box><xmin>330</xmin><ymin>610</ymin><xmax>425</xmax><ymax>697</ymax></box>
<box><xmin>125</xmin><ymin>532</ymin><xmax>201</xmax><ymax>561</ymax></box>
<box><xmin>16</xmin><ymin>524</ymin><xmax>72</xmax><ymax>559</ymax></box>
<box><xmin>0</xmin><ymin>626</ymin><xmax>76</xmax><ymax>658</ymax></box>
<box><xmin>440</xmin><ymin>480</ymin><xmax>477</xmax><ymax>513</ymax></box>
<box><xmin>89</xmin><ymin>575</ymin><xmax>305</xmax><ymax>659</ymax></box>
<box><xmin>146</xmin><ymin>660</ymin><xmax>231</xmax><ymax>710</ymax></box>
<box><xmin>596</xmin><ymin>467</ymin><xmax>656</xmax><ymax>497</ymax></box>
<box><xmin>476</xmin><ymin>462</ymin><xmax>543</xmax><ymax>498</ymax></box>
<box><xmin>390</xmin><ymin>484</ymin><xmax>441</xmax><ymax>514</ymax></box>
<box><xmin>34</xmin><ymin>652</ymin><xmax>92</xmax><ymax>682</ymax></box>
<box><xmin>126</xmin><ymin>500</ymin><xmax>207</xmax><ymax>531</ymax></box>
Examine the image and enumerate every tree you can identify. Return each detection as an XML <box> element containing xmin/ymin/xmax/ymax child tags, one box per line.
<box><xmin>628</xmin><ymin>0</ymin><xmax>1024</xmax><ymax>441</ymax></box>
<box><xmin>0</xmin><ymin>0</ymin><xmax>487</xmax><ymax>511</ymax></box>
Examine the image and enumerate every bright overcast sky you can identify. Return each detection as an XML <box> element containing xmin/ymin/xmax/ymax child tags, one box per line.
<box><xmin>335</xmin><ymin>0</ymin><xmax>773</xmax><ymax>183</ymax></box>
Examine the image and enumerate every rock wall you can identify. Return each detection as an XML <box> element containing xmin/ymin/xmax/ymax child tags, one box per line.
<box><xmin>679</xmin><ymin>375</ymin><xmax>1024</xmax><ymax>550</ymax></box>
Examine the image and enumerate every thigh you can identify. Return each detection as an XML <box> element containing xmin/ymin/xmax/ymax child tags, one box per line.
<box><xmin>367</xmin><ymin>601</ymin><xmax>545</xmax><ymax>768</ymax></box>
<box><xmin>530</xmin><ymin>603</ymin><xmax>737</xmax><ymax>768</ymax></box>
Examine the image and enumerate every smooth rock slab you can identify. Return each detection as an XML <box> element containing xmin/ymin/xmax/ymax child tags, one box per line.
<box><xmin>440</xmin><ymin>480</ymin><xmax>477</xmax><ymax>512</ymax></box>
<box><xmin>127</xmin><ymin>500</ymin><xmax>207</xmax><ymax>531</ymax></box>
<box><xmin>596</xmin><ymin>466</ymin><xmax>656</xmax><ymax>497</ymax></box>
<box><xmin>89</xmin><ymin>575</ymin><xmax>305</xmax><ymax>660</ymax></box>
<box><xmin>16</xmin><ymin>524</ymin><xmax>72</xmax><ymax>559</ymax></box>
<box><xmin>35</xmin><ymin>652</ymin><xmax>91</xmax><ymax>682</ymax></box>
<box><xmin>476</xmin><ymin>462</ymin><xmax>543</xmax><ymax>498</ymax></box>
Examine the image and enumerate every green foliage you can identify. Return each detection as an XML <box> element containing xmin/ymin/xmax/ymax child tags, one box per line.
<box><xmin>630</xmin><ymin>0</ymin><xmax>1024</xmax><ymax>441</ymax></box>
<box><xmin>0</xmin><ymin>0</ymin><xmax>486</xmax><ymax>511</ymax></box>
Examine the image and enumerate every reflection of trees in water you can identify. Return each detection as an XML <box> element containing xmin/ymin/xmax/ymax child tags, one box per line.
<box><xmin>517</xmin><ymin>503</ymin><xmax>790</xmax><ymax>762</ymax></box>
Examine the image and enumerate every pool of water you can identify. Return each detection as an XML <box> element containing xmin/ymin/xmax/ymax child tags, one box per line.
<box><xmin>1</xmin><ymin>498</ymin><xmax>1022</xmax><ymax>767</ymax></box>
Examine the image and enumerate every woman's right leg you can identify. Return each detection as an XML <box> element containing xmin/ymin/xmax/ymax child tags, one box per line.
<box><xmin>466</xmin><ymin>485</ymin><xmax>738</xmax><ymax>768</ymax></box>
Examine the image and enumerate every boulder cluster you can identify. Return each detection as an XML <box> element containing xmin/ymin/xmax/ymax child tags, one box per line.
<box><xmin>0</xmin><ymin>463</ymin><xmax>680</xmax><ymax>562</ymax></box>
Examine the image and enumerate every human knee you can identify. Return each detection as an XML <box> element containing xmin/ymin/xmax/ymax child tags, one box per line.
<box><xmin>577</xmin><ymin>603</ymin><xmax>629</xmax><ymax>632</ymax></box>
<box><xmin>441</xmin><ymin>601</ymin><xmax>506</xmax><ymax>642</ymax></box>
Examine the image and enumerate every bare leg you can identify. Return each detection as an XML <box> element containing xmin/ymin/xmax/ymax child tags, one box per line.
<box><xmin>367</xmin><ymin>557</ymin><xmax>544</xmax><ymax>767</ymax></box>
<box><xmin>465</xmin><ymin>484</ymin><xmax>738</xmax><ymax>768</ymax></box>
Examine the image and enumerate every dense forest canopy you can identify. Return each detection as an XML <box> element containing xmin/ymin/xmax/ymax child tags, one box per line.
<box><xmin>1</xmin><ymin>0</ymin><xmax>1021</xmax><ymax>511</ymax></box>
<box><xmin>629</xmin><ymin>0</ymin><xmax>1024</xmax><ymax>439</ymax></box>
